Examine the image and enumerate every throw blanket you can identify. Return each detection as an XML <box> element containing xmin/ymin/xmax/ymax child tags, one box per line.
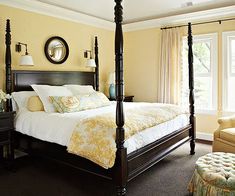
<box><xmin>67</xmin><ymin>103</ymin><xmax>185</xmax><ymax>169</ymax></box>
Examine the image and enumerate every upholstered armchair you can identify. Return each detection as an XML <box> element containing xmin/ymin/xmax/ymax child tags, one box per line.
<box><xmin>213</xmin><ymin>115</ymin><xmax>235</xmax><ymax>153</ymax></box>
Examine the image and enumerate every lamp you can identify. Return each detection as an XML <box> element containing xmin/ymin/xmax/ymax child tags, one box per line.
<box><xmin>108</xmin><ymin>72</ymin><xmax>115</xmax><ymax>99</ymax></box>
<box><xmin>16</xmin><ymin>42</ymin><xmax>34</xmax><ymax>66</ymax></box>
<box><xmin>84</xmin><ymin>50</ymin><xmax>96</xmax><ymax>68</ymax></box>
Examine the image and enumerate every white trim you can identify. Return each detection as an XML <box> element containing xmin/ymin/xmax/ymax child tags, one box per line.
<box><xmin>221</xmin><ymin>110</ymin><xmax>235</xmax><ymax>116</ymax></box>
<box><xmin>1</xmin><ymin>0</ymin><xmax>235</xmax><ymax>32</ymax></box>
<box><xmin>196</xmin><ymin>110</ymin><xmax>217</xmax><ymax>115</ymax></box>
<box><xmin>196</xmin><ymin>132</ymin><xmax>213</xmax><ymax>141</ymax></box>
<box><xmin>0</xmin><ymin>0</ymin><xmax>114</xmax><ymax>31</ymax></box>
<box><xmin>123</xmin><ymin>5</ymin><xmax>235</xmax><ymax>32</ymax></box>
<box><xmin>211</xmin><ymin>33</ymin><xmax>218</xmax><ymax>112</ymax></box>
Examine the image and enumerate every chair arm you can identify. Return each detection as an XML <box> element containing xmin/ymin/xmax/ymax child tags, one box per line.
<box><xmin>217</xmin><ymin>115</ymin><xmax>235</xmax><ymax>130</ymax></box>
<box><xmin>213</xmin><ymin>129</ymin><xmax>220</xmax><ymax>139</ymax></box>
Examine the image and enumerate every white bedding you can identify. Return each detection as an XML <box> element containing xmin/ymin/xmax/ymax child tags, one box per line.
<box><xmin>15</xmin><ymin>102</ymin><xmax>189</xmax><ymax>154</ymax></box>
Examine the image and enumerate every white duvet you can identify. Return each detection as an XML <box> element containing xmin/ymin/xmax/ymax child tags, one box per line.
<box><xmin>15</xmin><ymin>102</ymin><xmax>189</xmax><ymax>154</ymax></box>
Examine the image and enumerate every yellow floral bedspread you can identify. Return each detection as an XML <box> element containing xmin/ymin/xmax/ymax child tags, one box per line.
<box><xmin>67</xmin><ymin>103</ymin><xmax>185</xmax><ymax>169</ymax></box>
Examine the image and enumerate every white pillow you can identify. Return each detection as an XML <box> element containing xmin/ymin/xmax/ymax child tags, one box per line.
<box><xmin>64</xmin><ymin>84</ymin><xmax>95</xmax><ymax>95</ymax></box>
<box><xmin>12</xmin><ymin>91</ymin><xmax>37</xmax><ymax>111</ymax></box>
<box><xmin>31</xmin><ymin>85</ymin><xmax>73</xmax><ymax>113</ymax></box>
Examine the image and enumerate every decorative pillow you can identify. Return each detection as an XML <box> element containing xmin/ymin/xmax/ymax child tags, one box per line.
<box><xmin>50</xmin><ymin>92</ymin><xmax>110</xmax><ymax>113</ymax></box>
<box><xmin>50</xmin><ymin>96</ymin><xmax>81</xmax><ymax>113</ymax></box>
<box><xmin>64</xmin><ymin>84</ymin><xmax>95</xmax><ymax>95</ymax></box>
<box><xmin>31</xmin><ymin>85</ymin><xmax>73</xmax><ymax>113</ymax></box>
<box><xmin>76</xmin><ymin>92</ymin><xmax>111</xmax><ymax>110</ymax></box>
<box><xmin>27</xmin><ymin>96</ymin><xmax>44</xmax><ymax>112</ymax></box>
<box><xmin>12</xmin><ymin>91</ymin><xmax>37</xmax><ymax>111</ymax></box>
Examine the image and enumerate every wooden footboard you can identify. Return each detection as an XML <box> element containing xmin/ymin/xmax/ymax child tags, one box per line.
<box><xmin>14</xmin><ymin>124</ymin><xmax>191</xmax><ymax>183</ymax></box>
<box><xmin>127</xmin><ymin>125</ymin><xmax>191</xmax><ymax>181</ymax></box>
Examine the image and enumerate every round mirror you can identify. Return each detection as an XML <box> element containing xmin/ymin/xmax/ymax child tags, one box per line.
<box><xmin>44</xmin><ymin>36</ymin><xmax>69</xmax><ymax>64</ymax></box>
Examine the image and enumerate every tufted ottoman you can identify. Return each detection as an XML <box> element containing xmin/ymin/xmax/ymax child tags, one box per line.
<box><xmin>188</xmin><ymin>152</ymin><xmax>235</xmax><ymax>196</ymax></box>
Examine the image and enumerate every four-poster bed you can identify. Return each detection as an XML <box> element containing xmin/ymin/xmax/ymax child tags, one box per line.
<box><xmin>4</xmin><ymin>0</ymin><xmax>195</xmax><ymax>195</ymax></box>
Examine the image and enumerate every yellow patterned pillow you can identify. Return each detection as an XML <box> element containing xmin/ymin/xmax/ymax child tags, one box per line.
<box><xmin>50</xmin><ymin>96</ymin><xmax>80</xmax><ymax>113</ymax></box>
<box><xmin>27</xmin><ymin>96</ymin><xmax>44</xmax><ymax>112</ymax></box>
<box><xmin>50</xmin><ymin>92</ymin><xmax>110</xmax><ymax>113</ymax></box>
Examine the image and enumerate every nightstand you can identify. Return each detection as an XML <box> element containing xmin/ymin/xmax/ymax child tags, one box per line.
<box><xmin>0</xmin><ymin>111</ymin><xmax>15</xmax><ymax>166</ymax></box>
<box><xmin>109</xmin><ymin>95</ymin><xmax>134</xmax><ymax>102</ymax></box>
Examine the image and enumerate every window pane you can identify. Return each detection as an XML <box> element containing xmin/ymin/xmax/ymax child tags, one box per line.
<box><xmin>193</xmin><ymin>41</ymin><xmax>211</xmax><ymax>74</ymax></box>
<box><xmin>183</xmin><ymin>40</ymin><xmax>211</xmax><ymax>75</ymax></box>
<box><xmin>225</xmin><ymin>34</ymin><xmax>235</xmax><ymax>111</ymax></box>
<box><xmin>181</xmin><ymin>34</ymin><xmax>216</xmax><ymax>111</ymax></box>
<box><xmin>194</xmin><ymin>77</ymin><xmax>212</xmax><ymax>109</ymax></box>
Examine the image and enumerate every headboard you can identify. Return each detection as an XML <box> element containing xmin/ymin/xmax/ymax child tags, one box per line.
<box><xmin>12</xmin><ymin>70</ymin><xmax>96</xmax><ymax>91</ymax></box>
<box><xmin>5</xmin><ymin>19</ymin><xmax>100</xmax><ymax>111</ymax></box>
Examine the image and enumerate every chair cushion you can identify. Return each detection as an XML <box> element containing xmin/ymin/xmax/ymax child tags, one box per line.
<box><xmin>220</xmin><ymin>128</ymin><xmax>235</xmax><ymax>143</ymax></box>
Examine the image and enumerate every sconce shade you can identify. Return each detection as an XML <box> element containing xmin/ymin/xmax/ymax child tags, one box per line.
<box><xmin>19</xmin><ymin>55</ymin><xmax>34</xmax><ymax>66</ymax></box>
<box><xmin>108</xmin><ymin>72</ymin><xmax>115</xmax><ymax>84</ymax></box>
<box><xmin>86</xmin><ymin>59</ymin><xmax>96</xmax><ymax>68</ymax></box>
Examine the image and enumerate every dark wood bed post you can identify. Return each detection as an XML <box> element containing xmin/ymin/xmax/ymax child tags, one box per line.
<box><xmin>188</xmin><ymin>23</ymin><xmax>196</xmax><ymax>155</ymax></box>
<box><xmin>5</xmin><ymin>19</ymin><xmax>12</xmax><ymax>112</ymax></box>
<box><xmin>94</xmin><ymin>36</ymin><xmax>99</xmax><ymax>91</ymax></box>
<box><xmin>113</xmin><ymin>0</ymin><xmax>127</xmax><ymax>195</ymax></box>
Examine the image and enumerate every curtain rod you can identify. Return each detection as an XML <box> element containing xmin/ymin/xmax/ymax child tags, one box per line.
<box><xmin>160</xmin><ymin>17</ymin><xmax>235</xmax><ymax>30</ymax></box>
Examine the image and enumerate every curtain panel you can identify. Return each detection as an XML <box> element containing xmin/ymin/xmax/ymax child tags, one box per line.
<box><xmin>157</xmin><ymin>28</ymin><xmax>181</xmax><ymax>104</ymax></box>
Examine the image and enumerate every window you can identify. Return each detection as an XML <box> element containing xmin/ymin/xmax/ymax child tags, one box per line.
<box><xmin>223</xmin><ymin>31</ymin><xmax>235</xmax><ymax>111</ymax></box>
<box><xmin>181</xmin><ymin>33</ymin><xmax>218</xmax><ymax>113</ymax></box>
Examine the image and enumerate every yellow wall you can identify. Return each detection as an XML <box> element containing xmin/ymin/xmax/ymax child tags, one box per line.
<box><xmin>124</xmin><ymin>28</ymin><xmax>160</xmax><ymax>102</ymax></box>
<box><xmin>124</xmin><ymin>20</ymin><xmax>235</xmax><ymax>134</ymax></box>
<box><xmin>0</xmin><ymin>5</ymin><xmax>114</xmax><ymax>93</ymax></box>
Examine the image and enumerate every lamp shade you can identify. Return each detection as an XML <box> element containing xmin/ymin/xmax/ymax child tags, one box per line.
<box><xmin>19</xmin><ymin>55</ymin><xmax>34</xmax><ymax>66</ymax></box>
<box><xmin>108</xmin><ymin>72</ymin><xmax>115</xmax><ymax>84</ymax></box>
<box><xmin>86</xmin><ymin>59</ymin><xmax>96</xmax><ymax>68</ymax></box>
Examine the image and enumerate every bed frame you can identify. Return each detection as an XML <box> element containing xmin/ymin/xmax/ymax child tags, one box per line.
<box><xmin>4</xmin><ymin>0</ymin><xmax>195</xmax><ymax>195</ymax></box>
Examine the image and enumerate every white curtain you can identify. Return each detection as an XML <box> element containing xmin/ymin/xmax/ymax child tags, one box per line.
<box><xmin>157</xmin><ymin>28</ymin><xmax>181</xmax><ymax>104</ymax></box>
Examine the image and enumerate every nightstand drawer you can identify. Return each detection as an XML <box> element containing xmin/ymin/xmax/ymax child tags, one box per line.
<box><xmin>0</xmin><ymin>115</ymin><xmax>14</xmax><ymax>129</ymax></box>
<box><xmin>0</xmin><ymin>130</ymin><xmax>10</xmax><ymax>143</ymax></box>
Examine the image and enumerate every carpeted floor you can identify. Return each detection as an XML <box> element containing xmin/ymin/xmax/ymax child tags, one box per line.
<box><xmin>0</xmin><ymin>142</ymin><xmax>211</xmax><ymax>196</ymax></box>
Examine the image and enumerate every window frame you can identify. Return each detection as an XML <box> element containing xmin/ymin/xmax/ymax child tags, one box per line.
<box><xmin>181</xmin><ymin>33</ymin><xmax>218</xmax><ymax>114</ymax></box>
<box><xmin>222</xmin><ymin>31</ymin><xmax>235</xmax><ymax>112</ymax></box>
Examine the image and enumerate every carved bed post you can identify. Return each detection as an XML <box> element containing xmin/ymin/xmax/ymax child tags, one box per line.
<box><xmin>5</xmin><ymin>19</ymin><xmax>12</xmax><ymax>112</ymax></box>
<box><xmin>188</xmin><ymin>23</ymin><xmax>196</xmax><ymax>155</ymax></box>
<box><xmin>94</xmin><ymin>36</ymin><xmax>99</xmax><ymax>91</ymax></box>
<box><xmin>113</xmin><ymin>0</ymin><xmax>127</xmax><ymax>195</ymax></box>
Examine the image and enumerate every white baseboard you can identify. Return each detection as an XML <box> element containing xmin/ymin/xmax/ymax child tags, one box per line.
<box><xmin>196</xmin><ymin>132</ymin><xmax>213</xmax><ymax>141</ymax></box>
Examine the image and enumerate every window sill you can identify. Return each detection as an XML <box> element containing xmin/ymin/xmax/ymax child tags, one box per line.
<box><xmin>195</xmin><ymin>109</ymin><xmax>217</xmax><ymax>115</ymax></box>
<box><xmin>221</xmin><ymin>111</ymin><xmax>235</xmax><ymax>116</ymax></box>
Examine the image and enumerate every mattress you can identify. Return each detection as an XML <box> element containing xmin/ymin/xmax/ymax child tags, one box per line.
<box><xmin>15</xmin><ymin>102</ymin><xmax>189</xmax><ymax>154</ymax></box>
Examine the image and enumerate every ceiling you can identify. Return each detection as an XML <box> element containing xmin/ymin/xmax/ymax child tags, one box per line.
<box><xmin>34</xmin><ymin>0</ymin><xmax>235</xmax><ymax>24</ymax></box>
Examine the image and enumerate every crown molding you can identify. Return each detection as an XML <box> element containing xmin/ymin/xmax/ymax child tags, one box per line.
<box><xmin>123</xmin><ymin>5</ymin><xmax>235</xmax><ymax>32</ymax></box>
<box><xmin>0</xmin><ymin>0</ymin><xmax>115</xmax><ymax>31</ymax></box>
<box><xmin>1</xmin><ymin>0</ymin><xmax>235</xmax><ymax>32</ymax></box>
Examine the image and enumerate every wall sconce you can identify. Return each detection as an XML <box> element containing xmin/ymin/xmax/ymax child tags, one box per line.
<box><xmin>15</xmin><ymin>42</ymin><xmax>34</xmax><ymax>66</ymax></box>
<box><xmin>84</xmin><ymin>50</ymin><xmax>96</xmax><ymax>68</ymax></box>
